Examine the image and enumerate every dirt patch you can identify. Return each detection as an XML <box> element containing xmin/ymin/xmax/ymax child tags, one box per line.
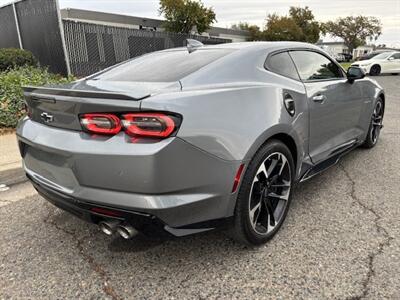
<box><xmin>0</xmin><ymin>128</ymin><xmax>15</xmax><ymax>135</ymax></box>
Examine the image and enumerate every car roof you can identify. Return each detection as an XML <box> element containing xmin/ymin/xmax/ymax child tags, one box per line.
<box><xmin>373</xmin><ymin>51</ymin><xmax>399</xmax><ymax>55</ymax></box>
<box><xmin>201</xmin><ymin>41</ymin><xmax>322</xmax><ymax>51</ymax></box>
<box><xmin>161</xmin><ymin>41</ymin><xmax>322</xmax><ymax>54</ymax></box>
<box><xmin>374</xmin><ymin>50</ymin><xmax>395</xmax><ymax>53</ymax></box>
<box><xmin>370</xmin><ymin>50</ymin><xmax>391</xmax><ymax>53</ymax></box>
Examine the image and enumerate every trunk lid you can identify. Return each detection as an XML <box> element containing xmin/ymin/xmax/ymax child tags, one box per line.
<box><xmin>24</xmin><ymin>80</ymin><xmax>181</xmax><ymax>131</ymax></box>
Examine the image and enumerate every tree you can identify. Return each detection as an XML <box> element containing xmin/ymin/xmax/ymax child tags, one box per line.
<box><xmin>230</xmin><ymin>22</ymin><xmax>249</xmax><ymax>31</ymax></box>
<box><xmin>289</xmin><ymin>6</ymin><xmax>321</xmax><ymax>43</ymax></box>
<box><xmin>231</xmin><ymin>22</ymin><xmax>262</xmax><ymax>41</ymax></box>
<box><xmin>263</xmin><ymin>14</ymin><xmax>303</xmax><ymax>41</ymax></box>
<box><xmin>322</xmin><ymin>16</ymin><xmax>382</xmax><ymax>53</ymax></box>
<box><xmin>234</xmin><ymin>7</ymin><xmax>322</xmax><ymax>42</ymax></box>
<box><xmin>159</xmin><ymin>0</ymin><xmax>216</xmax><ymax>34</ymax></box>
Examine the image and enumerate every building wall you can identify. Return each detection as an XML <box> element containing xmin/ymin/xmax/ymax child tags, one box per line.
<box><xmin>61</xmin><ymin>8</ymin><xmax>250</xmax><ymax>43</ymax></box>
<box><xmin>319</xmin><ymin>42</ymin><xmax>375</xmax><ymax>60</ymax></box>
<box><xmin>216</xmin><ymin>33</ymin><xmax>248</xmax><ymax>43</ymax></box>
<box><xmin>353</xmin><ymin>46</ymin><xmax>374</xmax><ymax>59</ymax></box>
<box><xmin>319</xmin><ymin>44</ymin><xmax>349</xmax><ymax>56</ymax></box>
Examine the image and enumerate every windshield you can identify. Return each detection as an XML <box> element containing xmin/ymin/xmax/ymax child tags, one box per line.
<box><xmin>371</xmin><ymin>52</ymin><xmax>392</xmax><ymax>60</ymax></box>
<box><xmin>94</xmin><ymin>49</ymin><xmax>235</xmax><ymax>82</ymax></box>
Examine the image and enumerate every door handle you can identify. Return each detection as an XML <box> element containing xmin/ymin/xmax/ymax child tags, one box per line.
<box><xmin>312</xmin><ymin>94</ymin><xmax>326</xmax><ymax>103</ymax></box>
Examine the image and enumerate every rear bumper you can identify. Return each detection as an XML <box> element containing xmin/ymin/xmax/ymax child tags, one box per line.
<box><xmin>352</xmin><ymin>64</ymin><xmax>370</xmax><ymax>74</ymax></box>
<box><xmin>29</xmin><ymin>169</ymin><xmax>233</xmax><ymax>237</ymax></box>
<box><xmin>17</xmin><ymin>118</ymin><xmax>241</xmax><ymax>231</ymax></box>
<box><xmin>30</xmin><ymin>176</ymin><xmax>171</xmax><ymax>236</ymax></box>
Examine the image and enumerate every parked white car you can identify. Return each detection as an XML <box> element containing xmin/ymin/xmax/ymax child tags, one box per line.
<box><xmin>351</xmin><ymin>51</ymin><xmax>400</xmax><ymax>76</ymax></box>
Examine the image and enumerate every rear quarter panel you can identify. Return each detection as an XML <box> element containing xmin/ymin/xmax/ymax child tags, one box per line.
<box><xmin>141</xmin><ymin>72</ymin><xmax>308</xmax><ymax>180</ymax></box>
<box><xmin>356</xmin><ymin>78</ymin><xmax>385</xmax><ymax>139</ymax></box>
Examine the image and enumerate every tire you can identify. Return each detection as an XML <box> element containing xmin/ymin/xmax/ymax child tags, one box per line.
<box><xmin>369</xmin><ymin>65</ymin><xmax>381</xmax><ymax>76</ymax></box>
<box><xmin>362</xmin><ymin>98</ymin><xmax>384</xmax><ymax>148</ymax></box>
<box><xmin>232</xmin><ymin>140</ymin><xmax>295</xmax><ymax>245</ymax></box>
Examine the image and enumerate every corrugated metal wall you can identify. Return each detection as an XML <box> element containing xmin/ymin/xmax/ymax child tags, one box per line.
<box><xmin>63</xmin><ymin>20</ymin><xmax>231</xmax><ymax>77</ymax></box>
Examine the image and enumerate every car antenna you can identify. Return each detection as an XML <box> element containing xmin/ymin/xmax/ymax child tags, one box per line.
<box><xmin>186</xmin><ymin>39</ymin><xmax>204</xmax><ymax>53</ymax></box>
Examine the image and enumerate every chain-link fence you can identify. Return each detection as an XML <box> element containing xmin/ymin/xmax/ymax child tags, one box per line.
<box><xmin>63</xmin><ymin>20</ymin><xmax>231</xmax><ymax>77</ymax></box>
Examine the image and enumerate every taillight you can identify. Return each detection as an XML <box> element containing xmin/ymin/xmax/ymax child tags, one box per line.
<box><xmin>80</xmin><ymin>113</ymin><xmax>121</xmax><ymax>134</ymax></box>
<box><xmin>121</xmin><ymin>113</ymin><xmax>176</xmax><ymax>138</ymax></box>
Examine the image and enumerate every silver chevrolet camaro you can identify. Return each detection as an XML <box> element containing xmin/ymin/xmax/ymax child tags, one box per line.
<box><xmin>17</xmin><ymin>41</ymin><xmax>384</xmax><ymax>245</ymax></box>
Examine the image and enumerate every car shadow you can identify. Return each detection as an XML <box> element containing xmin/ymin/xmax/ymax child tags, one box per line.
<box><xmin>367</xmin><ymin>73</ymin><xmax>399</xmax><ymax>77</ymax></box>
<box><xmin>107</xmin><ymin>234</ymin><xmax>167</xmax><ymax>253</ymax></box>
<box><xmin>45</xmin><ymin>147</ymin><xmax>366</xmax><ymax>257</ymax></box>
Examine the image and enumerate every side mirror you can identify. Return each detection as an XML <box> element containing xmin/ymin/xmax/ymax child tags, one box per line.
<box><xmin>347</xmin><ymin>66</ymin><xmax>366</xmax><ymax>83</ymax></box>
<box><xmin>388</xmin><ymin>56</ymin><xmax>394</xmax><ymax>61</ymax></box>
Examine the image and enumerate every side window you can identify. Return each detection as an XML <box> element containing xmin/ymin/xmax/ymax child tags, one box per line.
<box><xmin>289</xmin><ymin>51</ymin><xmax>344</xmax><ymax>81</ymax></box>
<box><xmin>390</xmin><ymin>53</ymin><xmax>400</xmax><ymax>60</ymax></box>
<box><xmin>266</xmin><ymin>51</ymin><xmax>300</xmax><ymax>80</ymax></box>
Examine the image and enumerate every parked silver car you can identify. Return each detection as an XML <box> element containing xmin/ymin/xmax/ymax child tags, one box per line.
<box><xmin>17</xmin><ymin>41</ymin><xmax>384</xmax><ymax>245</ymax></box>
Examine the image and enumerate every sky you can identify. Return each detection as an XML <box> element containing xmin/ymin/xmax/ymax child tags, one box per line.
<box><xmin>1</xmin><ymin>0</ymin><xmax>399</xmax><ymax>46</ymax></box>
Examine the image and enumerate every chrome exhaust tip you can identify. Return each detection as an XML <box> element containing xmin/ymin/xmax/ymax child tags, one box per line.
<box><xmin>99</xmin><ymin>220</ymin><xmax>120</xmax><ymax>236</ymax></box>
<box><xmin>117</xmin><ymin>224</ymin><xmax>138</xmax><ymax>239</ymax></box>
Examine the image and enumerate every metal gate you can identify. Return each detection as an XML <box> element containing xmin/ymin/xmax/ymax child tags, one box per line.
<box><xmin>63</xmin><ymin>20</ymin><xmax>231</xmax><ymax>77</ymax></box>
<box><xmin>0</xmin><ymin>4</ymin><xmax>20</xmax><ymax>49</ymax></box>
<box><xmin>0</xmin><ymin>0</ymin><xmax>232</xmax><ymax>77</ymax></box>
<box><xmin>0</xmin><ymin>0</ymin><xmax>68</xmax><ymax>75</ymax></box>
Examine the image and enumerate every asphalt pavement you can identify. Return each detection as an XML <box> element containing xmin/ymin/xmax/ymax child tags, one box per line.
<box><xmin>0</xmin><ymin>76</ymin><xmax>399</xmax><ymax>299</ymax></box>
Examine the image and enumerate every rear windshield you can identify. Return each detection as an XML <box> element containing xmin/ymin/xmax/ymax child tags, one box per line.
<box><xmin>94</xmin><ymin>49</ymin><xmax>235</xmax><ymax>82</ymax></box>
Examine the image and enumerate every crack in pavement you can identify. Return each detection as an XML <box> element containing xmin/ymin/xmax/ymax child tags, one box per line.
<box><xmin>338</xmin><ymin>163</ymin><xmax>393</xmax><ymax>300</ymax></box>
<box><xmin>43</xmin><ymin>212</ymin><xmax>121</xmax><ymax>300</ymax></box>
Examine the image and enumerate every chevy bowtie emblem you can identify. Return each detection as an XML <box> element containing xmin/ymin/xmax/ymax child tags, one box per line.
<box><xmin>40</xmin><ymin>112</ymin><xmax>54</xmax><ymax>123</ymax></box>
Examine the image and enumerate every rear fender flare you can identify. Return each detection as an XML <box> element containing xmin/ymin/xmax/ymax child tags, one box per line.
<box><xmin>243</xmin><ymin>124</ymin><xmax>305</xmax><ymax>181</ymax></box>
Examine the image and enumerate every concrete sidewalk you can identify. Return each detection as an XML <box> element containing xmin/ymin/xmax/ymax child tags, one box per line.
<box><xmin>0</xmin><ymin>133</ymin><xmax>35</xmax><ymax>206</ymax></box>
<box><xmin>0</xmin><ymin>133</ymin><xmax>21</xmax><ymax>172</ymax></box>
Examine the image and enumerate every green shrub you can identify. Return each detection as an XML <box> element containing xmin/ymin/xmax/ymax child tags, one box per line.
<box><xmin>0</xmin><ymin>48</ymin><xmax>38</xmax><ymax>71</ymax></box>
<box><xmin>340</xmin><ymin>62</ymin><xmax>352</xmax><ymax>71</ymax></box>
<box><xmin>0</xmin><ymin>66</ymin><xmax>75</xmax><ymax>128</ymax></box>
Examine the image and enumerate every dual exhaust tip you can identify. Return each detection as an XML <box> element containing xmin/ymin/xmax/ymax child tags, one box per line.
<box><xmin>99</xmin><ymin>220</ymin><xmax>138</xmax><ymax>239</ymax></box>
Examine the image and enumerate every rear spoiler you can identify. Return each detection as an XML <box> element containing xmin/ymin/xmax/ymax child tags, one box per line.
<box><xmin>23</xmin><ymin>86</ymin><xmax>143</xmax><ymax>101</ymax></box>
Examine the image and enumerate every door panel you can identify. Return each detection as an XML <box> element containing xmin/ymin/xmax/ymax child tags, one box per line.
<box><xmin>389</xmin><ymin>53</ymin><xmax>400</xmax><ymax>72</ymax></box>
<box><xmin>304</xmin><ymin>79</ymin><xmax>363</xmax><ymax>163</ymax></box>
<box><xmin>380</xmin><ymin>53</ymin><xmax>400</xmax><ymax>73</ymax></box>
<box><xmin>289</xmin><ymin>50</ymin><xmax>364</xmax><ymax>163</ymax></box>
<box><xmin>381</xmin><ymin>59</ymin><xmax>396</xmax><ymax>73</ymax></box>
